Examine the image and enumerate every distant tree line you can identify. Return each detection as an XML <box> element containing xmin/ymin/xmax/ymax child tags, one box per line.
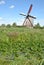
<box><xmin>0</xmin><ymin>22</ymin><xmax>44</xmax><ymax>29</ymax></box>
<box><xmin>34</xmin><ymin>23</ymin><xmax>44</xmax><ymax>29</ymax></box>
<box><xmin>0</xmin><ymin>22</ymin><xmax>16</xmax><ymax>27</ymax></box>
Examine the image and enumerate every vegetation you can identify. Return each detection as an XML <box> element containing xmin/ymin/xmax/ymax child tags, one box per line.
<box><xmin>34</xmin><ymin>23</ymin><xmax>44</xmax><ymax>29</ymax></box>
<box><xmin>12</xmin><ymin>22</ymin><xmax>16</xmax><ymax>27</ymax></box>
<box><xmin>1</xmin><ymin>24</ymin><xmax>6</xmax><ymax>27</ymax></box>
<box><xmin>0</xmin><ymin>26</ymin><xmax>44</xmax><ymax>65</ymax></box>
<box><xmin>6</xmin><ymin>24</ymin><xmax>11</xmax><ymax>28</ymax></box>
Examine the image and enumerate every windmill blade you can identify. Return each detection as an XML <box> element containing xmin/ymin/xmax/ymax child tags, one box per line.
<box><xmin>29</xmin><ymin>15</ymin><xmax>36</xmax><ymax>19</ymax></box>
<box><xmin>28</xmin><ymin>17</ymin><xmax>33</xmax><ymax>27</ymax></box>
<box><xmin>20</xmin><ymin>13</ymin><xmax>26</xmax><ymax>16</ymax></box>
<box><xmin>27</xmin><ymin>4</ymin><xmax>33</xmax><ymax>15</ymax></box>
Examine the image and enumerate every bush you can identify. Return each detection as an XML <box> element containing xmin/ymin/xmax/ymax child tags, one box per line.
<box><xmin>6</xmin><ymin>24</ymin><xmax>11</xmax><ymax>28</ymax></box>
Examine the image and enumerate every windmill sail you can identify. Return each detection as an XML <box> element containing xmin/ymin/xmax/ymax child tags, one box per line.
<box><xmin>27</xmin><ymin>4</ymin><xmax>33</xmax><ymax>15</ymax></box>
<box><xmin>20</xmin><ymin>4</ymin><xmax>36</xmax><ymax>28</ymax></box>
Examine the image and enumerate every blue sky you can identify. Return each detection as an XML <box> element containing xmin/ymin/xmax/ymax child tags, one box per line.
<box><xmin>0</xmin><ymin>0</ymin><xmax>44</xmax><ymax>26</ymax></box>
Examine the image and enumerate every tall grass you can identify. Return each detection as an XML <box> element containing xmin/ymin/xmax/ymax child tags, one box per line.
<box><xmin>0</xmin><ymin>27</ymin><xmax>44</xmax><ymax>65</ymax></box>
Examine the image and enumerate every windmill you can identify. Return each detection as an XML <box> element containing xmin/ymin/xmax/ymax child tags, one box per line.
<box><xmin>20</xmin><ymin>4</ymin><xmax>36</xmax><ymax>27</ymax></box>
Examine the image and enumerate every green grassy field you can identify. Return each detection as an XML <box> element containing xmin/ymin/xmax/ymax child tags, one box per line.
<box><xmin>0</xmin><ymin>27</ymin><xmax>44</xmax><ymax>65</ymax></box>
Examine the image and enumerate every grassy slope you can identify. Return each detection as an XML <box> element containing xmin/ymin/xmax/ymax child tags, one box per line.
<box><xmin>0</xmin><ymin>27</ymin><xmax>44</xmax><ymax>65</ymax></box>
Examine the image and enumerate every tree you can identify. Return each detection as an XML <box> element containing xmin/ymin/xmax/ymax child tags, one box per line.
<box><xmin>34</xmin><ymin>23</ymin><xmax>40</xmax><ymax>28</ymax></box>
<box><xmin>6</xmin><ymin>24</ymin><xmax>11</xmax><ymax>28</ymax></box>
<box><xmin>1</xmin><ymin>24</ymin><xmax>5</xmax><ymax>27</ymax></box>
<box><xmin>12</xmin><ymin>22</ymin><xmax>16</xmax><ymax>27</ymax></box>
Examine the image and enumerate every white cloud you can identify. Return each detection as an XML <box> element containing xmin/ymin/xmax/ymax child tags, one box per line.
<box><xmin>0</xmin><ymin>17</ymin><xmax>5</xmax><ymax>25</ymax></box>
<box><xmin>0</xmin><ymin>17</ymin><xmax>3</xmax><ymax>20</ymax></box>
<box><xmin>10</xmin><ymin>5</ymin><xmax>15</xmax><ymax>9</ymax></box>
<box><xmin>0</xmin><ymin>0</ymin><xmax>5</xmax><ymax>5</ymax></box>
<box><xmin>34</xmin><ymin>19</ymin><xmax>44</xmax><ymax>26</ymax></box>
<box><xmin>17</xmin><ymin>18</ymin><xmax>24</xmax><ymax>26</ymax></box>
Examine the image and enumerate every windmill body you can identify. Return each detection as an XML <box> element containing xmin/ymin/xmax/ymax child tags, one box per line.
<box><xmin>23</xmin><ymin>15</ymin><xmax>34</xmax><ymax>27</ymax></box>
<box><xmin>20</xmin><ymin>4</ymin><xmax>36</xmax><ymax>27</ymax></box>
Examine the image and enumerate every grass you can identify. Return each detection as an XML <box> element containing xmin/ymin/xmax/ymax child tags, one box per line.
<box><xmin>0</xmin><ymin>27</ymin><xmax>44</xmax><ymax>65</ymax></box>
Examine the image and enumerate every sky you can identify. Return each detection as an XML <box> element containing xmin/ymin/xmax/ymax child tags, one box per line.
<box><xmin>0</xmin><ymin>0</ymin><xmax>44</xmax><ymax>26</ymax></box>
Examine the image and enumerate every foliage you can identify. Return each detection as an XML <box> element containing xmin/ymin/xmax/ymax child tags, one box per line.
<box><xmin>34</xmin><ymin>23</ymin><xmax>41</xmax><ymax>28</ymax></box>
<box><xmin>1</xmin><ymin>24</ymin><xmax>6</xmax><ymax>27</ymax></box>
<box><xmin>6</xmin><ymin>24</ymin><xmax>11</xmax><ymax>28</ymax></box>
<box><xmin>12</xmin><ymin>22</ymin><xmax>16</xmax><ymax>27</ymax></box>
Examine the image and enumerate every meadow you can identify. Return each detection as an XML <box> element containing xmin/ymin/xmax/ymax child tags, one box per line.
<box><xmin>0</xmin><ymin>26</ymin><xmax>44</xmax><ymax>65</ymax></box>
